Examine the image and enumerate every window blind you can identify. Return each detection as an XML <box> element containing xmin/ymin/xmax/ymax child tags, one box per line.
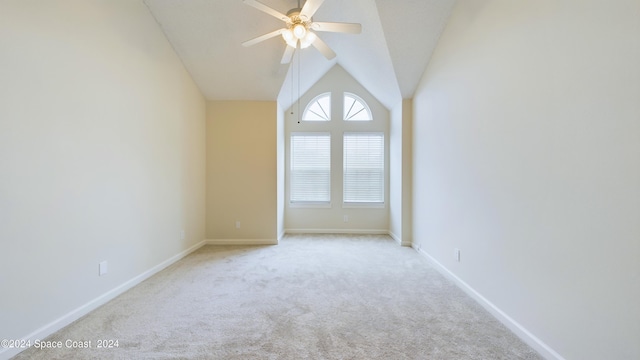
<box><xmin>290</xmin><ymin>133</ymin><xmax>331</xmax><ymax>203</ymax></box>
<box><xmin>343</xmin><ymin>133</ymin><xmax>384</xmax><ymax>203</ymax></box>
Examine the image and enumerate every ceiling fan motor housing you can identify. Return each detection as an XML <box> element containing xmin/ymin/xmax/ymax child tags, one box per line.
<box><xmin>282</xmin><ymin>7</ymin><xmax>314</xmax><ymax>47</ymax></box>
<box><xmin>286</xmin><ymin>8</ymin><xmax>312</xmax><ymax>27</ymax></box>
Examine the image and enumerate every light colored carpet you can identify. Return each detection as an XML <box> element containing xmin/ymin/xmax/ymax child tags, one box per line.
<box><xmin>13</xmin><ymin>234</ymin><xmax>542</xmax><ymax>359</ymax></box>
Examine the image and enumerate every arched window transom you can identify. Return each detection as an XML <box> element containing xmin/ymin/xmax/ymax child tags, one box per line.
<box><xmin>343</xmin><ymin>93</ymin><xmax>373</xmax><ymax>121</ymax></box>
<box><xmin>302</xmin><ymin>93</ymin><xmax>331</xmax><ymax>121</ymax></box>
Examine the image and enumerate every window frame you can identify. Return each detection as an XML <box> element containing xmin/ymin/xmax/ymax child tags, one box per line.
<box><xmin>287</xmin><ymin>90</ymin><xmax>387</xmax><ymax>211</ymax></box>
<box><xmin>343</xmin><ymin>92</ymin><xmax>373</xmax><ymax>121</ymax></box>
<box><xmin>302</xmin><ymin>92</ymin><xmax>331</xmax><ymax>122</ymax></box>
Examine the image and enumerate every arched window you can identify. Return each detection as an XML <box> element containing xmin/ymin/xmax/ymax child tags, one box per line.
<box><xmin>343</xmin><ymin>93</ymin><xmax>372</xmax><ymax>121</ymax></box>
<box><xmin>289</xmin><ymin>90</ymin><xmax>385</xmax><ymax>207</ymax></box>
<box><xmin>302</xmin><ymin>93</ymin><xmax>331</xmax><ymax>121</ymax></box>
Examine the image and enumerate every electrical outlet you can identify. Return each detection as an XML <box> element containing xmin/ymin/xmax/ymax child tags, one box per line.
<box><xmin>343</xmin><ymin>215</ymin><xmax>349</xmax><ymax>222</ymax></box>
<box><xmin>235</xmin><ymin>221</ymin><xmax>241</xmax><ymax>229</ymax></box>
<box><xmin>454</xmin><ymin>248</ymin><xmax>461</xmax><ymax>262</ymax></box>
<box><xmin>99</xmin><ymin>261</ymin><xmax>108</xmax><ymax>276</ymax></box>
<box><xmin>180</xmin><ymin>230</ymin><xmax>185</xmax><ymax>240</ymax></box>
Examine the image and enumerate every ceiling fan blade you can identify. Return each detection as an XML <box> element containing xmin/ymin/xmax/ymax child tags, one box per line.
<box><xmin>311</xmin><ymin>35</ymin><xmax>336</xmax><ymax>60</ymax></box>
<box><xmin>311</xmin><ymin>22</ymin><xmax>362</xmax><ymax>34</ymax></box>
<box><xmin>300</xmin><ymin>0</ymin><xmax>325</xmax><ymax>20</ymax></box>
<box><xmin>243</xmin><ymin>0</ymin><xmax>290</xmax><ymax>22</ymax></box>
<box><xmin>281</xmin><ymin>45</ymin><xmax>295</xmax><ymax>64</ymax></box>
<box><xmin>242</xmin><ymin>28</ymin><xmax>285</xmax><ymax>47</ymax></box>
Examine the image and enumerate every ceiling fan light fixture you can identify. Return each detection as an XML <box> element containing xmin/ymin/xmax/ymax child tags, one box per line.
<box><xmin>293</xmin><ymin>24</ymin><xmax>307</xmax><ymax>39</ymax></box>
<box><xmin>286</xmin><ymin>39</ymin><xmax>298</xmax><ymax>48</ymax></box>
<box><xmin>300</xmin><ymin>31</ymin><xmax>317</xmax><ymax>49</ymax></box>
<box><xmin>282</xmin><ymin>29</ymin><xmax>297</xmax><ymax>48</ymax></box>
<box><xmin>282</xmin><ymin>29</ymin><xmax>294</xmax><ymax>41</ymax></box>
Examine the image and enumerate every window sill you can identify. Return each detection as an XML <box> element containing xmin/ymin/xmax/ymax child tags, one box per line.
<box><xmin>289</xmin><ymin>202</ymin><xmax>332</xmax><ymax>209</ymax></box>
<box><xmin>342</xmin><ymin>202</ymin><xmax>385</xmax><ymax>209</ymax></box>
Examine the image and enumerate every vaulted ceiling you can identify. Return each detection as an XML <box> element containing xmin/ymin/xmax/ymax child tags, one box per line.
<box><xmin>143</xmin><ymin>0</ymin><xmax>456</xmax><ymax>110</ymax></box>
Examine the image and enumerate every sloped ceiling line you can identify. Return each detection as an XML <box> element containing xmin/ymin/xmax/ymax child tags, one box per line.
<box><xmin>144</xmin><ymin>0</ymin><xmax>455</xmax><ymax>108</ymax></box>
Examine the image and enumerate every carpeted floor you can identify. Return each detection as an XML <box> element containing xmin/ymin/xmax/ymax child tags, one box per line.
<box><xmin>12</xmin><ymin>234</ymin><xmax>542</xmax><ymax>359</ymax></box>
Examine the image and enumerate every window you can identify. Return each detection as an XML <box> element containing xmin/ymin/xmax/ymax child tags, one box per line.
<box><xmin>343</xmin><ymin>133</ymin><xmax>384</xmax><ymax>204</ymax></box>
<box><xmin>290</xmin><ymin>133</ymin><xmax>331</xmax><ymax>203</ymax></box>
<box><xmin>343</xmin><ymin>93</ymin><xmax>372</xmax><ymax>121</ymax></box>
<box><xmin>302</xmin><ymin>93</ymin><xmax>331</xmax><ymax>121</ymax></box>
<box><xmin>288</xmin><ymin>91</ymin><xmax>385</xmax><ymax>208</ymax></box>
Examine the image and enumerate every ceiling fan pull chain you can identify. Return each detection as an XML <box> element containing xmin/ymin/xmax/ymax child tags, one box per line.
<box><xmin>298</xmin><ymin>46</ymin><xmax>302</xmax><ymax>123</ymax></box>
<box><xmin>291</xmin><ymin>52</ymin><xmax>295</xmax><ymax>116</ymax></box>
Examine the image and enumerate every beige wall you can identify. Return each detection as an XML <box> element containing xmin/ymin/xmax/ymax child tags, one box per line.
<box><xmin>390</xmin><ymin>99</ymin><xmax>413</xmax><ymax>246</ymax></box>
<box><xmin>0</xmin><ymin>0</ymin><xmax>206</xmax><ymax>349</ymax></box>
<box><xmin>277</xmin><ymin>104</ymin><xmax>285</xmax><ymax>240</ymax></box>
<box><xmin>389</xmin><ymin>103</ymin><xmax>402</xmax><ymax>241</ymax></box>
<box><xmin>206</xmin><ymin>101</ymin><xmax>277</xmax><ymax>242</ymax></box>
<box><xmin>413</xmin><ymin>0</ymin><xmax>640</xmax><ymax>359</ymax></box>
<box><xmin>401</xmin><ymin>100</ymin><xmax>413</xmax><ymax>245</ymax></box>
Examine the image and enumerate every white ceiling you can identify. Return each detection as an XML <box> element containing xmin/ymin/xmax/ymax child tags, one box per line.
<box><xmin>143</xmin><ymin>0</ymin><xmax>456</xmax><ymax>110</ymax></box>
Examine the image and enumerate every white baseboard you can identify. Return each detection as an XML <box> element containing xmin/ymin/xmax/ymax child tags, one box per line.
<box><xmin>412</xmin><ymin>245</ymin><xmax>564</xmax><ymax>360</ymax></box>
<box><xmin>0</xmin><ymin>240</ymin><xmax>207</xmax><ymax>360</ymax></box>
<box><xmin>389</xmin><ymin>231</ymin><xmax>402</xmax><ymax>245</ymax></box>
<box><xmin>284</xmin><ymin>228</ymin><xmax>389</xmax><ymax>235</ymax></box>
<box><xmin>284</xmin><ymin>229</ymin><xmax>411</xmax><ymax>246</ymax></box>
<box><xmin>205</xmin><ymin>239</ymin><xmax>278</xmax><ymax>246</ymax></box>
<box><xmin>388</xmin><ymin>231</ymin><xmax>412</xmax><ymax>247</ymax></box>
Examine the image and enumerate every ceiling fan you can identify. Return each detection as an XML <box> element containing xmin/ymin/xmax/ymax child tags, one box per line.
<box><xmin>242</xmin><ymin>0</ymin><xmax>362</xmax><ymax>64</ymax></box>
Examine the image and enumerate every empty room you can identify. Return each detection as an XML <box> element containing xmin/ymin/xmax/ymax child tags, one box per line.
<box><xmin>1</xmin><ymin>0</ymin><xmax>638</xmax><ymax>359</ymax></box>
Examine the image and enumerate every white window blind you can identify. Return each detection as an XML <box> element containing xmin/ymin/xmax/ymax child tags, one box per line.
<box><xmin>343</xmin><ymin>133</ymin><xmax>384</xmax><ymax>203</ymax></box>
<box><xmin>290</xmin><ymin>133</ymin><xmax>331</xmax><ymax>203</ymax></box>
